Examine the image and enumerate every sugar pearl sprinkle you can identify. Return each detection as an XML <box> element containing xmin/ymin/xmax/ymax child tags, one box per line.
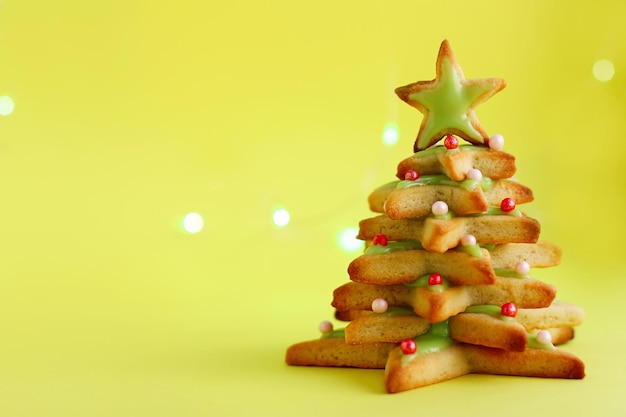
<box><xmin>489</xmin><ymin>134</ymin><xmax>504</xmax><ymax>150</ymax></box>
<box><xmin>536</xmin><ymin>330</ymin><xmax>553</xmax><ymax>345</ymax></box>
<box><xmin>466</xmin><ymin>168</ymin><xmax>483</xmax><ymax>181</ymax></box>
<box><xmin>405</xmin><ymin>170</ymin><xmax>419</xmax><ymax>181</ymax></box>
<box><xmin>431</xmin><ymin>201</ymin><xmax>449</xmax><ymax>216</ymax></box>
<box><xmin>460</xmin><ymin>234</ymin><xmax>477</xmax><ymax>247</ymax></box>
<box><xmin>318</xmin><ymin>320</ymin><xmax>334</xmax><ymax>334</ymax></box>
<box><xmin>515</xmin><ymin>260</ymin><xmax>531</xmax><ymax>275</ymax></box>
<box><xmin>371</xmin><ymin>298</ymin><xmax>389</xmax><ymax>314</ymax></box>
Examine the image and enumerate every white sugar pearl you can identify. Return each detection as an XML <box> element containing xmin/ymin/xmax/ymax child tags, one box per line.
<box><xmin>431</xmin><ymin>201</ymin><xmax>449</xmax><ymax>216</ymax></box>
<box><xmin>515</xmin><ymin>260</ymin><xmax>531</xmax><ymax>275</ymax></box>
<box><xmin>319</xmin><ymin>320</ymin><xmax>333</xmax><ymax>334</ymax></box>
<box><xmin>466</xmin><ymin>168</ymin><xmax>483</xmax><ymax>181</ymax></box>
<box><xmin>371</xmin><ymin>298</ymin><xmax>388</xmax><ymax>314</ymax></box>
<box><xmin>536</xmin><ymin>330</ymin><xmax>552</xmax><ymax>345</ymax></box>
<box><xmin>460</xmin><ymin>234</ymin><xmax>477</xmax><ymax>247</ymax></box>
<box><xmin>489</xmin><ymin>134</ymin><xmax>504</xmax><ymax>150</ymax></box>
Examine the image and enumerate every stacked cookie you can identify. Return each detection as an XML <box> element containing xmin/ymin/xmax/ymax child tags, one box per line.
<box><xmin>285</xmin><ymin>40</ymin><xmax>584</xmax><ymax>393</ymax></box>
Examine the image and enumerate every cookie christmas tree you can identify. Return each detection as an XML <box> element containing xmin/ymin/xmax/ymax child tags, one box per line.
<box><xmin>286</xmin><ymin>40</ymin><xmax>584</xmax><ymax>393</ymax></box>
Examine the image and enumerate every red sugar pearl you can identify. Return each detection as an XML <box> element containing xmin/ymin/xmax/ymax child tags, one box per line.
<box><xmin>405</xmin><ymin>170</ymin><xmax>420</xmax><ymax>181</ymax></box>
<box><xmin>400</xmin><ymin>338</ymin><xmax>417</xmax><ymax>355</ymax></box>
<box><xmin>428</xmin><ymin>273</ymin><xmax>443</xmax><ymax>286</ymax></box>
<box><xmin>444</xmin><ymin>135</ymin><xmax>459</xmax><ymax>149</ymax></box>
<box><xmin>500</xmin><ymin>198</ymin><xmax>516</xmax><ymax>212</ymax></box>
<box><xmin>501</xmin><ymin>302</ymin><xmax>518</xmax><ymax>318</ymax></box>
<box><xmin>372</xmin><ymin>234</ymin><xmax>388</xmax><ymax>246</ymax></box>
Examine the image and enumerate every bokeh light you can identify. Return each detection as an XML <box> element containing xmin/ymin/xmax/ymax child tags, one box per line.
<box><xmin>0</xmin><ymin>95</ymin><xmax>15</xmax><ymax>116</ymax></box>
<box><xmin>592</xmin><ymin>59</ymin><xmax>615</xmax><ymax>82</ymax></box>
<box><xmin>337</xmin><ymin>227</ymin><xmax>363</xmax><ymax>252</ymax></box>
<box><xmin>382</xmin><ymin>122</ymin><xmax>399</xmax><ymax>146</ymax></box>
<box><xmin>182</xmin><ymin>212</ymin><xmax>204</xmax><ymax>234</ymax></box>
<box><xmin>272</xmin><ymin>208</ymin><xmax>290</xmax><ymax>227</ymax></box>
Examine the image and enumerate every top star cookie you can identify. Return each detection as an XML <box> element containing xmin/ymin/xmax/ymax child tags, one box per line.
<box><xmin>395</xmin><ymin>40</ymin><xmax>506</xmax><ymax>152</ymax></box>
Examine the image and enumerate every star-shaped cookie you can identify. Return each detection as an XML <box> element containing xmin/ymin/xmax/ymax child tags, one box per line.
<box><xmin>395</xmin><ymin>40</ymin><xmax>506</xmax><ymax>152</ymax></box>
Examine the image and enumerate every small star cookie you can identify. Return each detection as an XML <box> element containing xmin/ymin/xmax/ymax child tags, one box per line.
<box><xmin>395</xmin><ymin>40</ymin><xmax>506</xmax><ymax>152</ymax></box>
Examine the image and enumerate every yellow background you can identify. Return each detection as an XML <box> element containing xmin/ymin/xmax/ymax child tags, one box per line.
<box><xmin>1</xmin><ymin>0</ymin><xmax>625</xmax><ymax>415</ymax></box>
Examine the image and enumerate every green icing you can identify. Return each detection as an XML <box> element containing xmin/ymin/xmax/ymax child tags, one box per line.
<box><xmin>466</xmin><ymin>206</ymin><xmax>523</xmax><ymax>218</ymax></box>
<box><xmin>412</xmin><ymin>144</ymin><xmax>479</xmax><ymax>158</ymax></box>
<box><xmin>432</xmin><ymin>211</ymin><xmax>455</xmax><ymax>220</ymax></box>
<box><xmin>320</xmin><ymin>328</ymin><xmax>345</xmax><ymax>339</ymax></box>
<box><xmin>527</xmin><ymin>333</ymin><xmax>556</xmax><ymax>350</ymax></box>
<box><xmin>425</xmin><ymin>206</ymin><xmax>522</xmax><ymax>220</ymax></box>
<box><xmin>403</xmin><ymin>274</ymin><xmax>450</xmax><ymax>293</ymax></box>
<box><xmin>494</xmin><ymin>268</ymin><xmax>531</xmax><ymax>279</ymax></box>
<box><xmin>375</xmin><ymin>306</ymin><xmax>416</xmax><ymax>317</ymax></box>
<box><xmin>397</xmin><ymin>174</ymin><xmax>494</xmax><ymax>192</ymax></box>
<box><xmin>401</xmin><ymin>320</ymin><xmax>454</xmax><ymax>366</ymax></box>
<box><xmin>464</xmin><ymin>304</ymin><xmax>515</xmax><ymax>322</ymax></box>
<box><xmin>408</xmin><ymin>51</ymin><xmax>500</xmax><ymax>150</ymax></box>
<box><xmin>364</xmin><ymin>240</ymin><xmax>423</xmax><ymax>255</ymax></box>
<box><xmin>456</xmin><ymin>243</ymin><xmax>484</xmax><ymax>258</ymax></box>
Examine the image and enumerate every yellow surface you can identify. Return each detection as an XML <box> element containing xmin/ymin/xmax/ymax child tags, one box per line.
<box><xmin>1</xmin><ymin>1</ymin><xmax>625</xmax><ymax>415</ymax></box>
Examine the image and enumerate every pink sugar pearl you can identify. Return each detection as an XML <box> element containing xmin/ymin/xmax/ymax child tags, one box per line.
<box><xmin>318</xmin><ymin>320</ymin><xmax>333</xmax><ymax>334</ymax></box>
<box><xmin>515</xmin><ymin>260</ymin><xmax>530</xmax><ymax>275</ymax></box>
<box><xmin>489</xmin><ymin>134</ymin><xmax>504</xmax><ymax>150</ymax></box>
<box><xmin>371</xmin><ymin>298</ymin><xmax>388</xmax><ymax>314</ymax></box>
<box><xmin>461</xmin><ymin>234</ymin><xmax>477</xmax><ymax>247</ymax></box>
<box><xmin>431</xmin><ymin>201</ymin><xmax>449</xmax><ymax>216</ymax></box>
<box><xmin>466</xmin><ymin>168</ymin><xmax>483</xmax><ymax>181</ymax></box>
<box><xmin>536</xmin><ymin>330</ymin><xmax>552</xmax><ymax>345</ymax></box>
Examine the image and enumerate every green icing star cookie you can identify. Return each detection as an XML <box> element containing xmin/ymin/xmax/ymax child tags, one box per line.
<box><xmin>395</xmin><ymin>40</ymin><xmax>506</xmax><ymax>152</ymax></box>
